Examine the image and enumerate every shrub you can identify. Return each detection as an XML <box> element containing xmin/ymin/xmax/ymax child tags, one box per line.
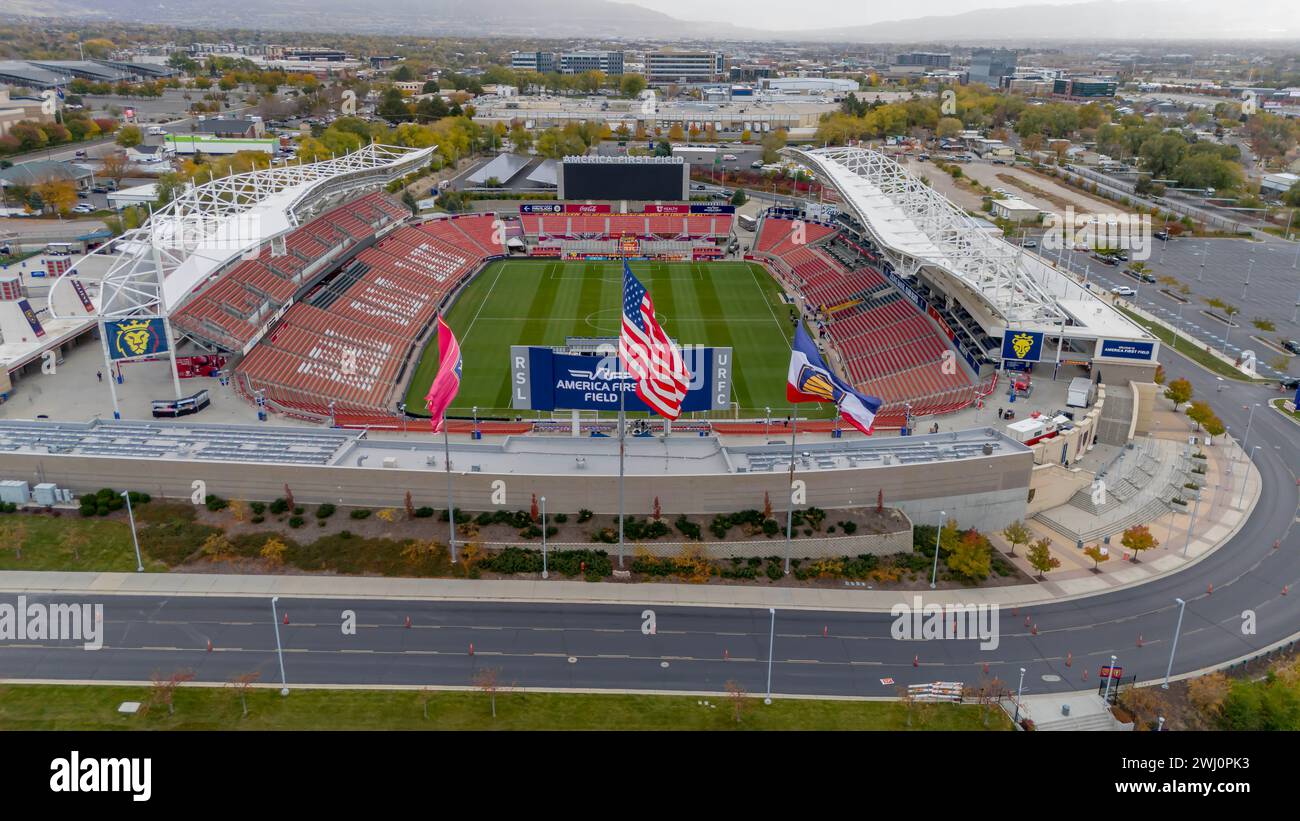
<box><xmin>249</xmin><ymin>501</ymin><xmax>266</xmax><ymax>515</ymax></box>
<box><xmin>414</xmin><ymin>507</ymin><xmax>435</xmax><ymax>518</ymax></box>
<box><xmin>765</xmin><ymin>561</ymin><xmax>783</xmax><ymax>580</ymax></box>
<box><xmin>840</xmin><ymin>520</ymin><xmax>858</xmax><ymax>535</ymax></box>
<box><xmin>251</xmin><ymin>515</ymin><xmax>265</xmax><ymax>524</ymax></box>
<box><xmin>292</xmin><ymin>506</ymin><xmax>304</xmax><ymax>515</ymax></box>
<box><xmin>554</xmin><ymin>513</ymin><xmax>568</xmax><ymax>524</ymax></box>
<box><xmin>316</xmin><ymin>503</ymin><xmax>336</xmax><ymax>519</ymax></box>
<box><xmin>126</xmin><ymin>491</ymin><xmax>151</xmax><ymax>504</ymax></box>
<box><xmin>709</xmin><ymin>514</ymin><xmax>732</xmax><ymax>539</ymax></box>
<box><xmin>204</xmin><ymin>494</ymin><xmax>228</xmax><ymax>512</ymax></box>
<box><xmin>761</xmin><ymin>518</ymin><xmax>780</xmax><ymax>537</ymax></box>
<box><xmin>577</xmin><ymin>508</ymin><xmax>594</xmax><ymax>523</ymax></box>
<box><xmin>269</xmin><ymin>498</ymin><xmax>289</xmax><ymax>515</ymax></box>
<box><xmin>350</xmin><ymin>509</ymin><xmax>372</xmax><ymax>519</ymax></box>
<box><xmin>519</xmin><ymin>525</ymin><xmax>543</xmax><ymax>539</ymax></box>
<box><xmin>288</xmin><ymin>516</ymin><xmax>305</xmax><ymax>528</ymax></box>
<box><xmin>674</xmin><ymin>515</ymin><xmax>702</xmax><ymax>541</ymax></box>
<box><xmin>79</xmin><ymin>505</ymin><xmax>95</xmax><ymax>517</ymax></box>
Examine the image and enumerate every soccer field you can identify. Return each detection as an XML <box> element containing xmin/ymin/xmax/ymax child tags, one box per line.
<box><xmin>402</xmin><ymin>259</ymin><xmax>819</xmax><ymax>418</ymax></box>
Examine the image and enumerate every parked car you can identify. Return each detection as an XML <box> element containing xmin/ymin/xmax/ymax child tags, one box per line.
<box><xmin>750</xmin><ymin>160</ymin><xmax>763</xmax><ymax>168</ymax></box>
<box><xmin>1111</xmin><ymin>285</ymin><xmax>1136</xmax><ymax>296</ymax></box>
<box><xmin>1020</xmin><ymin>239</ymin><xmax>1038</xmax><ymax>248</ymax></box>
<box><xmin>1154</xmin><ymin>230</ymin><xmax>1170</xmax><ymax>241</ymax></box>
<box><xmin>1282</xmin><ymin>339</ymin><xmax>1300</xmax><ymax>355</ymax></box>
<box><xmin>722</xmin><ymin>154</ymin><xmax>738</xmax><ymax>162</ymax></box>
<box><xmin>71</xmin><ymin>204</ymin><xmax>95</xmax><ymax>214</ymax></box>
<box><xmin>1279</xmin><ymin>376</ymin><xmax>1300</xmax><ymax>390</ymax></box>
<box><xmin>74</xmin><ymin>150</ymin><xmax>88</xmax><ymax>159</ymax></box>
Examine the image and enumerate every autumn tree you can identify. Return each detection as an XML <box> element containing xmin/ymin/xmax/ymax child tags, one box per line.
<box><xmin>1186</xmin><ymin>671</ymin><xmax>1231</xmax><ymax>729</ymax></box>
<box><xmin>1164</xmin><ymin>377</ymin><xmax>1193</xmax><ymax>410</ymax></box>
<box><xmin>1001</xmin><ymin>520</ymin><xmax>1031</xmax><ymax>557</ymax></box>
<box><xmin>946</xmin><ymin>529</ymin><xmax>992</xmax><ymax>582</ymax></box>
<box><xmin>228</xmin><ymin>671</ymin><xmax>260</xmax><ymax>717</ymax></box>
<box><xmin>1026</xmin><ymin>538</ymin><xmax>1061</xmax><ymax>580</ymax></box>
<box><xmin>116</xmin><ymin>124</ymin><xmax>143</xmax><ymax>148</ymax></box>
<box><xmin>100</xmin><ymin>151</ymin><xmax>131</xmax><ymax>185</ymax></box>
<box><xmin>1120</xmin><ymin>525</ymin><xmax>1159</xmax><ymax>562</ymax></box>
<box><xmin>1083</xmin><ymin>543</ymin><xmax>1110</xmax><ymax>571</ymax></box>
<box><xmin>144</xmin><ymin>669</ymin><xmax>196</xmax><ymax>716</ymax></box>
<box><xmin>725</xmin><ymin>679</ymin><xmax>753</xmax><ymax>724</ymax></box>
<box><xmin>1117</xmin><ymin>686</ymin><xmax>1168</xmax><ymax>730</ymax></box>
<box><xmin>473</xmin><ymin>667</ymin><xmax>501</xmax><ymax>719</ymax></box>
<box><xmin>405</xmin><ymin>491</ymin><xmax>415</xmax><ymax>520</ymax></box>
<box><xmin>34</xmin><ymin>179</ymin><xmax>78</xmax><ymax>215</ymax></box>
<box><xmin>62</xmin><ymin>529</ymin><xmax>89</xmax><ymax>563</ymax></box>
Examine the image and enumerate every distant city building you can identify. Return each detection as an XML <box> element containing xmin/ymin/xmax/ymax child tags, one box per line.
<box><xmin>1053</xmin><ymin>77</ymin><xmax>1119</xmax><ymax>99</ymax></box>
<box><xmin>967</xmin><ymin>49</ymin><xmax>1018</xmax><ymax>87</ymax></box>
<box><xmin>560</xmin><ymin>51</ymin><xmax>624</xmax><ymax>76</ymax></box>
<box><xmin>510</xmin><ymin>51</ymin><xmax>558</xmax><ymax>74</ymax></box>
<box><xmin>895</xmin><ymin>52</ymin><xmax>952</xmax><ymax>69</ymax></box>
<box><xmin>729</xmin><ymin>65</ymin><xmax>774</xmax><ymax>82</ymax></box>
<box><xmin>645</xmin><ymin>50</ymin><xmax>726</xmax><ymax>84</ymax></box>
<box><xmin>761</xmin><ymin>77</ymin><xmax>859</xmax><ymax>95</ymax></box>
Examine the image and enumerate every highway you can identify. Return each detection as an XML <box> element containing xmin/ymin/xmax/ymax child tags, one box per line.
<box><xmin>0</xmin><ymin>350</ymin><xmax>1295</xmax><ymax>698</ymax></box>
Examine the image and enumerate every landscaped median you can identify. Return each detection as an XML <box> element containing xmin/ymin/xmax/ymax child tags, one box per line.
<box><xmin>1271</xmin><ymin>397</ymin><xmax>1300</xmax><ymax>424</ymax></box>
<box><xmin>0</xmin><ymin>683</ymin><xmax>1010</xmax><ymax>731</ymax></box>
<box><xmin>0</xmin><ymin>498</ymin><xmax>1029</xmax><ymax>590</ymax></box>
<box><xmin>1112</xmin><ymin>304</ymin><xmax>1264</xmax><ymax>382</ymax></box>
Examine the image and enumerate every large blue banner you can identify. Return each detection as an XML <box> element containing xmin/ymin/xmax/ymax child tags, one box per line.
<box><xmin>105</xmin><ymin>317</ymin><xmax>169</xmax><ymax>361</ymax></box>
<box><xmin>1098</xmin><ymin>338</ymin><xmax>1155</xmax><ymax>361</ymax></box>
<box><xmin>511</xmin><ymin>346</ymin><xmax>730</xmax><ymax>413</ymax></box>
<box><xmin>1001</xmin><ymin>329</ymin><xmax>1045</xmax><ymax>363</ymax></box>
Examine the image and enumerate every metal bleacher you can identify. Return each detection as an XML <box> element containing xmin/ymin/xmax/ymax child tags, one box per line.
<box><xmin>0</xmin><ymin>420</ymin><xmax>357</xmax><ymax>465</ymax></box>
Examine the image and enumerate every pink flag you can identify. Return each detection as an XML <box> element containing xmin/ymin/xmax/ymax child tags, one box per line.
<box><xmin>424</xmin><ymin>316</ymin><xmax>462</xmax><ymax>433</ymax></box>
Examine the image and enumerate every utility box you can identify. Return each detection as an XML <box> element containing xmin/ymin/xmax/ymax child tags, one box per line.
<box><xmin>0</xmin><ymin>480</ymin><xmax>29</xmax><ymax>505</ymax></box>
<box><xmin>32</xmin><ymin>483</ymin><xmax>59</xmax><ymax>506</ymax></box>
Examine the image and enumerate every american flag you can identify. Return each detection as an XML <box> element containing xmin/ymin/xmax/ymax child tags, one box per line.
<box><xmin>619</xmin><ymin>262</ymin><xmax>690</xmax><ymax>420</ymax></box>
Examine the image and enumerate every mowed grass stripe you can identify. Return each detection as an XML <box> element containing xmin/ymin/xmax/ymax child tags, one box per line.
<box><xmin>402</xmin><ymin>260</ymin><xmax>828</xmax><ymax>417</ymax></box>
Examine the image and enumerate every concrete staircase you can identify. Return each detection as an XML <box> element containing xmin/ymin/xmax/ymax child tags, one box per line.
<box><xmin>1034</xmin><ymin>712</ymin><xmax>1132</xmax><ymax>731</ymax></box>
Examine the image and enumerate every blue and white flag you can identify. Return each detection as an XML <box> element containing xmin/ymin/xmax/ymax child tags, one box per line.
<box><xmin>786</xmin><ymin>323</ymin><xmax>883</xmax><ymax>435</ymax></box>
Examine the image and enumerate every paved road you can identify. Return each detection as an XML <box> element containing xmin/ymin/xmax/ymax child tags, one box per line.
<box><xmin>0</xmin><ymin>348</ymin><xmax>1294</xmax><ymax>698</ymax></box>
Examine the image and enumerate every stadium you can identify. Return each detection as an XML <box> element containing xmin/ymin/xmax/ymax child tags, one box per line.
<box><xmin>18</xmin><ymin>145</ymin><xmax>1160</xmax><ymax>530</ymax></box>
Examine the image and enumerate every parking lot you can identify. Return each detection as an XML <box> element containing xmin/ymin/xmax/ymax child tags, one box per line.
<box><xmin>1031</xmin><ymin>235</ymin><xmax>1300</xmax><ymax>379</ymax></box>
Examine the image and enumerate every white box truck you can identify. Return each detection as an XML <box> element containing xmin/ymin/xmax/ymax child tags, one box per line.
<box><xmin>1066</xmin><ymin>377</ymin><xmax>1095</xmax><ymax>408</ymax></box>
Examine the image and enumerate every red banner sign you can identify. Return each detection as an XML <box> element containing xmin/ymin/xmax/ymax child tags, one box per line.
<box><xmin>692</xmin><ymin>247</ymin><xmax>725</xmax><ymax>259</ymax></box>
<box><xmin>529</xmin><ymin>246</ymin><xmax>561</xmax><ymax>257</ymax></box>
<box><xmin>644</xmin><ymin>204</ymin><xmax>689</xmax><ymax>214</ymax></box>
<box><xmin>565</xmin><ymin>203</ymin><xmax>611</xmax><ymax>214</ymax></box>
<box><xmin>71</xmin><ymin>279</ymin><xmax>95</xmax><ymax>313</ymax></box>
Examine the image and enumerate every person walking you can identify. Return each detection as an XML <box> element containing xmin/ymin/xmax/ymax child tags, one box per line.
<box><xmin>96</xmin><ymin>370</ymin><xmax>102</xmax><ymax>383</ymax></box>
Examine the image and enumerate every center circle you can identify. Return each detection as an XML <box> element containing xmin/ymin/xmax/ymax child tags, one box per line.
<box><xmin>584</xmin><ymin>307</ymin><xmax>668</xmax><ymax>335</ymax></box>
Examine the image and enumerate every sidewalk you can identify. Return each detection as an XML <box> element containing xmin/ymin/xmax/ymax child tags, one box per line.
<box><xmin>993</xmin><ymin>401</ymin><xmax>1260</xmax><ymax>599</ymax></box>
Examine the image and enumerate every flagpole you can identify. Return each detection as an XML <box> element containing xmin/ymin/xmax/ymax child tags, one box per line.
<box><xmin>785</xmin><ymin>408</ymin><xmax>797</xmax><ymax>575</ymax></box>
<box><xmin>618</xmin><ymin>378</ymin><xmax>626</xmax><ymax>568</ymax></box>
<box><xmin>443</xmin><ymin>424</ymin><xmax>457</xmax><ymax>563</ymax></box>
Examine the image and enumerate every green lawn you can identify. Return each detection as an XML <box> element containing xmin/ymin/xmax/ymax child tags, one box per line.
<box><xmin>0</xmin><ymin>513</ymin><xmax>167</xmax><ymax>572</ymax></box>
<box><xmin>402</xmin><ymin>259</ymin><xmax>821</xmax><ymax>418</ymax></box>
<box><xmin>1113</xmin><ymin>305</ymin><xmax>1266</xmax><ymax>382</ymax></box>
<box><xmin>0</xmin><ymin>684</ymin><xmax>1009</xmax><ymax>730</ymax></box>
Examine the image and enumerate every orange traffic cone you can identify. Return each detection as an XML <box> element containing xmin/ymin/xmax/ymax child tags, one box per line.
<box><xmin>1137</xmin><ymin>634</ymin><xmax>1144</xmax><ymax>647</ymax></box>
<box><xmin>1066</xmin><ymin>652</ymin><xmax>1072</xmax><ymax>667</ymax></box>
<box><xmin>404</xmin><ymin>616</ymin><xmax>412</xmax><ymax>628</ymax></box>
<box><xmin>913</xmin><ymin>655</ymin><xmax>919</xmax><ymax>668</ymax></box>
<box><xmin>206</xmin><ymin>639</ymin><xmax>212</xmax><ymax>653</ymax></box>
<box><xmin>724</xmin><ymin>649</ymin><xmax>729</xmax><ymax>660</ymax></box>
<box><xmin>282</xmin><ymin>612</ymin><xmax>289</xmax><ymax>625</ymax></box>
<box><xmin>1082</xmin><ymin>668</ymin><xmax>1088</xmax><ymax>681</ymax></box>
<box><xmin>1208</xmin><ymin>583</ymin><xmax>1214</xmax><ymax>595</ymax></box>
<box><xmin>1031</xmin><ymin>624</ymin><xmax>1038</xmax><ymax>635</ymax></box>
<box><xmin>823</xmin><ymin>625</ymin><xmax>828</xmax><ymax>637</ymax></box>
<box><xmin>469</xmin><ymin>642</ymin><xmax>474</xmax><ymax>656</ymax></box>
<box><xmin>1024</xmin><ymin>615</ymin><xmax>1031</xmax><ymax>627</ymax></box>
<box><xmin>1284</xmin><ymin>586</ymin><xmax>1290</xmax><ymax>596</ymax></box>
<box><xmin>982</xmin><ymin>662</ymin><xmax>989</xmax><ymax>675</ymax></box>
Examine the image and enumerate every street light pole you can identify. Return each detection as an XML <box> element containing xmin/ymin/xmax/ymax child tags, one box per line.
<box><xmin>1241</xmin><ymin>402</ymin><xmax>1258</xmax><ymax>452</ymax></box>
<box><xmin>1183</xmin><ymin>490</ymin><xmax>1201</xmax><ymax>558</ymax></box>
<box><xmin>270</xmin><ymin>596</ymin><xmax>289</xmax><ymax>696</ymax></box>
<box><xmin>1103</xmin><ymin>654</ymin><xmax>1118</xmax><ymax>703</ymax></box>
<box><xmin>1163</xmin><ymin>597</ymin><xmax>1186</xmax><ymax>689</ymax></box>
<box><xmin>540</xmin><ymin>495</ymin><xmax>548</xmax><ymax>579</ymax></box>
<box><xmin>764</xmin><ymin>607</ymin><xmax>776</xmax><ymax>705</ymax></box>
<box><xmin>930</xmin><ymin>511</ymin><xmax>946</xmax><ymax>589</ymax></box>
<box><xmin>1013</xmin><ymin>667</ymin><xmax>1026</xmax><ymax>723</ymax></box>
<box><xmin>121</xmin><ymin>491</ymin><xmax>144</xmax><ymax>572</ymax></box>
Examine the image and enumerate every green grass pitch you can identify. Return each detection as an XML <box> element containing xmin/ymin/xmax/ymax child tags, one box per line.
<box><xmin>402</xmin><ymin>259</ymin><xmax>825</xmax><ymax>418</ymax></box>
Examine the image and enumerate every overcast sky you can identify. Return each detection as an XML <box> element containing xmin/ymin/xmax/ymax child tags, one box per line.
<box><xmin>610</xmin><ymin>0</ymin><xmax>1100</xmax><ymax>31</ymax></box>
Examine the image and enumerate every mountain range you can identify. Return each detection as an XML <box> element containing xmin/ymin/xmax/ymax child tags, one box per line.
<box><xmin>3</xmin><ymin>0</ymin><xmax>1297</xmax><ymax>41</ymax></box>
